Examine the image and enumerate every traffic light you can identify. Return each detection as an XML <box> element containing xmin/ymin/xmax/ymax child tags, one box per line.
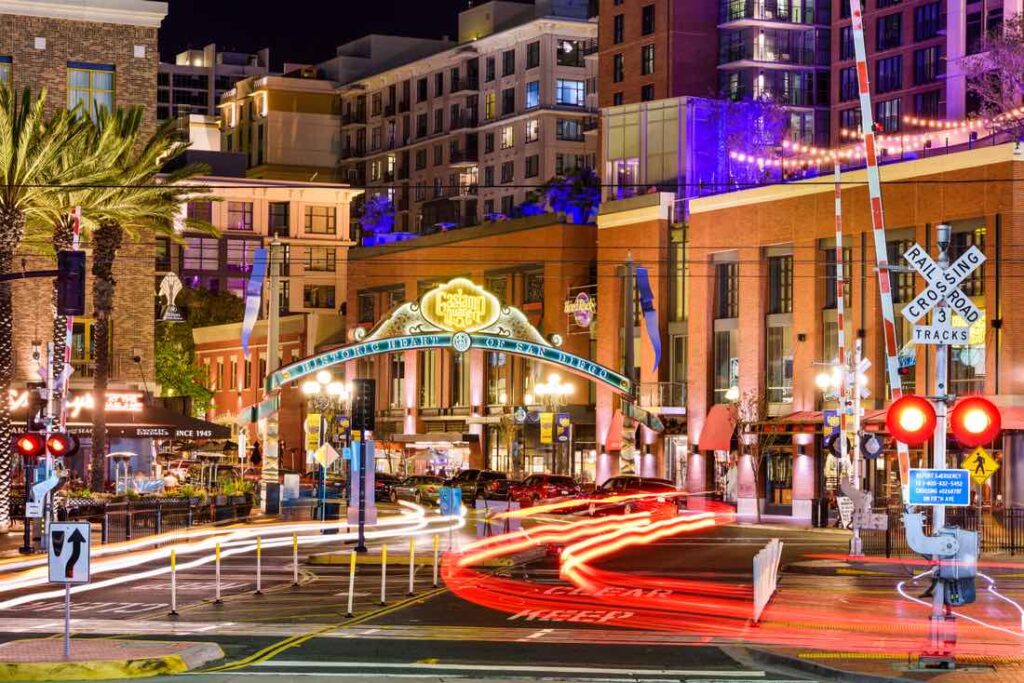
<box><xmin>14</xmin><ymin>433</ymin><xmax>45</xmax><ymax>458</ymax></box>
<box><xmin>886</xmin><ymin>395</ymin><xmax>936</xmax><ymax>446</ymax></box>
<box><xmin>46</xmin><ymin>433</ymin><xmax>79</xmax><ymax>458</ymax></box>
<box><xmin>949</xmin><ymin>396</ymin><xmax>1001</xmax><ymax>448</ymax></box>
<box><xmin>56</xmin><ymin>250</ymin><xmax>86</xmax><ymax>316</ymax></box>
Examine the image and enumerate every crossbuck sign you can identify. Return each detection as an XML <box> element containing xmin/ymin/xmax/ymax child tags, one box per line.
<box><xmin>901</xmin><ymin>243</ymin><xmax>985</xmax><ymax>343</ymax></box>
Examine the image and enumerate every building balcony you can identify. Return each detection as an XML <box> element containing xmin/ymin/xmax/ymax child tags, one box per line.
<box><xmin>398</xmin><ymin>99</ymin><xmax>411</xmax><ymax>114</ymax></box>
<box><xmin>397</xmin><ymin>165</ymin><xmax>410</xmax><ymax>180</ymax></box>
<box><xmin>719</xmin><ymin>0</ymin><xmax>824</xmax><ymax>27</ymax></box>
<box><xmin>582</xmin><ymin>116</ymin><xmax>599</xmax><ymax>134</ymax></box>
<box><xmin>449</xmin><ymin>148</ymin><xmax>479</xmax><ymax>165</ymax></box>
<box><xmin>638</xmin><ymin>382</ymin><xmax>687</xmax><ymax>415</ymax></box>
<box><xmin>451</xmin><ymin>75</ymin><xmax>480</xmax><ymax>93</ymax></box>
<box><xmin>340</xmin><ymin>145</ymin><xmax>366</xmax><ymax>160</ymax></box>
<box><xmin>581</xmin><ymin>39</ymin><xmax>599</xmax><ymax>56</ymax></box>
<box><xmin>719</xmin><ymin>43</ymin><xmax>821</xmax><ymax>68</ymax></box>
<box><xmin>342</xmin><ymin>110</ymin><xmax>367</xmax><ymax>126</ymax></box>
<box><xmin>384</xmin><ymin>103</ymin><xmax>396</xmax><ymax>117</ymax></box>
<box><xmin>451</xmin><ymin>112</ymin><xmax>479</xmax><ymax>130</ymax></box>
<box><xmin>450</xmin><ymin>183</ymin><xmax>478</xmax><ymax>199</ymax></box>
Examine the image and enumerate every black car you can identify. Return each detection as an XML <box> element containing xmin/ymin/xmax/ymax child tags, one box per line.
<box><xmin>447</xmin><ymin>469</ymin><xmax>507</xmax><ymax>502</ymax></box>
<box><xmin>374</xmin><ymin>472</ymin><xmax>403</xmax><ymax>502</ymax></box>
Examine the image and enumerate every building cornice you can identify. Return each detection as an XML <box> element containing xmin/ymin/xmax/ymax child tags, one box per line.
<box><xmin>0</xmin><ymin>0</ymin><xmax>167</xmax><ymax>27</ymax></box>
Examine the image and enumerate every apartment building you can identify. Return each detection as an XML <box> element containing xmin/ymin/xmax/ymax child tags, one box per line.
<box><xmin>158</xmin><ymin>43</ymin><xmax>271</xmax><ymax>120</ymax></box>
<box><xmin>831</xmin><ymin>0</ymin><xmax>1024</xmax><ymax>143</ymax></box>
<box><xmin>339</xmin><ymin>0</ymin><xmax>599</xmax><ymax>235</ymax></box>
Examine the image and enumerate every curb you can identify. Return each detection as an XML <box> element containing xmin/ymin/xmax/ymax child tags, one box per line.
<box><xmin>0</xmin><ymin>641</ymin><xmax>223</xmax><ymax>681</ymax></box>
<box><xmin>307</xmin><ymin>552</ymin><xmax>511</xmax><ymax>568</ymax></box>
<box><xmin>742</xmin><ymin>647</ymin><xmax>908</xmax><ymax>683</ymax></box>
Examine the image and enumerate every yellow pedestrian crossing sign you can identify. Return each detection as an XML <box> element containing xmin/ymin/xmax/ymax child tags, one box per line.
<box><xmin>962</xmin><ymin>446</ymin><xmax>998</xmax><ymax>485</ymax></box>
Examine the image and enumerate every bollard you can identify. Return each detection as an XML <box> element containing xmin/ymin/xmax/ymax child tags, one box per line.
<box><xmin>292</xmin><ymin>533</ymin><xmax>299</xmax><ymax>587</ymax></box>
<box><xmin>408</xmin><ymin>537</ymin><xmax>415</xmax><ymax>596</ymax></box>
<box><xmin>168</xmin><ymin>549</ymin><xmax>178</xmax><ymax>616</ymax></box>
<box><xmin>380</xmin><ymin>544</ymin><xmax>388</xmax><ymax>605</ymax></box>
<box><xmin>432</xmin><ymin>534</ymin><xmax>440</xmax><ymax>588</ymax></box>
<box><xmin>346</xmin><ymin>549</ymin><xmax>357</xmax><ymax>618</ymax></box>
<box><xmin>214</xmin><ymin>542</ymin><xmax>223</xmax><ymax>604</ymax></box>
<box><xmin>254</xmin><ymin>536</ymin><xmax>263</xmax><ymax>596</ymax></box>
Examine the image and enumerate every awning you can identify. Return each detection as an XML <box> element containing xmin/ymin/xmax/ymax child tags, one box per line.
<box><xmin>390</xmin><ymin>432</ymin><xmax>480</xmax><ymax>444</ymax></box>
<box><xmin>998</xmin><ymin>406</ymin><xmax>1024</xmax><ymax>431</ymax></box>
<box><xmin>605</xmin><ymin>409</ymin><xmax>623</xmax><ymax>451</ymax></box>
<box><xmin>699</xmin><ymin>404</ymin><xmax>737</xmax><ymax>451</ymax></box>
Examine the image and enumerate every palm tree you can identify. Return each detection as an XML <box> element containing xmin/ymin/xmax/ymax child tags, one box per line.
<box><xmin>71</xmin><ymin>109</ymin><xmax>214</xmax><ymax>491</ymax></box>
<box><xmin>0</xmin><ymin>87</ymin><xmax>94</xmax><ymax>529</ymax></box>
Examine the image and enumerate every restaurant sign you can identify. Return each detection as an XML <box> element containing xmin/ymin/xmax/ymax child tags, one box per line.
<box><xmin>8</xmin><ymin>390</ymin><xmax>144</xmax><ymax>418</ymax></box>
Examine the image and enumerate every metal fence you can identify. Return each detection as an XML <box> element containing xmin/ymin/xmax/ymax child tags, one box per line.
<box><xmin>862</xmin><ymin>506</ymin><xmax>1024</xmax><ymax>557</ymax></box>
<box><xmin>56</xmin><ymin>497</ymin><xmax>253</xmax><ymax>544</ymax></box>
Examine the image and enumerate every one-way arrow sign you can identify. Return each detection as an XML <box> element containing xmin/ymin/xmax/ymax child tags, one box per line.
<box><xmin>48</xmin><ymin>522</ymin><xmax>91</xmax><ymax>584</ymax></box>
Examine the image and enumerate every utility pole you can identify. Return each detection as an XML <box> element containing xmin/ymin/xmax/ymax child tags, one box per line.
<box><xmin>261</xmin><ymin>239</ymin><xmax>282</xmax><ymax>514</ymax></box>
<box><xmin>621</xmin><ymin>252</ymin><xmax>636</xmax><ymax>473</ymax></box>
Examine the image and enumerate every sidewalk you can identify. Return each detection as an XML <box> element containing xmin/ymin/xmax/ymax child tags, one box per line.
<box><xmin>0</xmin><ymin>638</ymin><xmax>222</xmax><ymax>680</ymax></box>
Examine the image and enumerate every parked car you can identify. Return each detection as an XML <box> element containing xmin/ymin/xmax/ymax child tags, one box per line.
<box><xmin>391</xmin><ymin>475</ymin><xmax>445</xmax><ymax>505</ymax></box>
<box><xmin>447</xmin><ymin>469</ymin><xmax>507</xmax><ymax>502</ymax></box>
<box><xmin>509</xmin><ymin>474</ymin><xmax>581</xmax><ymax>507</ymax></box>
<box><xmin>374</xmin><ymin>472</ymin><xmax>403</xmax><ymax>502</ymax></box>
<box><xmin>585</xmin><ymin>476</ymin><xmax>680</xmax><ymax>519</ymax></box>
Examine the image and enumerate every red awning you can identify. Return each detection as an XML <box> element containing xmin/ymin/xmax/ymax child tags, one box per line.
<box><xmin>999</xmin><ymin>406</ymin><xmax>1024</xmax><ymax>431</ymax></box>
<box><xmin>699</xmin><ymin>404</ymin><xmax>737</xmax><ymax>451</ymax></box>
<box><xmin>605</xmin><ymin>409</ymin><xmax>623</xmax><ymax>451</ymax></box>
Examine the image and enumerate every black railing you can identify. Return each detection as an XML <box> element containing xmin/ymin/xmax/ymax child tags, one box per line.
<box><xmin>56</xmin><ymin>496</ymin><xmax>254</xmax><ymax>544</ymax></box>
<box><xmin>861</xmin><ymin>505</ymin><xmax>1024</xmax><ymax>557</ymax></box>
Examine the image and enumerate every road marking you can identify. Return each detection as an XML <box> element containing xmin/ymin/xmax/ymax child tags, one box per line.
<box><xmin>254</xmin><ymin>661</ymin><xmax>766</xmax><ymax>677</ymax></box>
<box><xmin>526</xmin><ymin>628</ymin><xmax>553</xmax><ymax>639</ymax></box>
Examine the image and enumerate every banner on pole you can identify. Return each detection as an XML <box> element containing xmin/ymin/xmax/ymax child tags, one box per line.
<box><xmin>241</xmin><ymin>247</ymin><xmax>268</xmax><ymax>359</ymax></box>
<box><xmin>540</xmin><ymin>412</ymin><xmax>554</xmax><ymax>444</ymax></box>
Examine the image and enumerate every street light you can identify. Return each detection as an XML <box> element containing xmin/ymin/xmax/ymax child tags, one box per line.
<box><xmin>301</xmin><ymin>371</ymin><xmax>352</xmax><ymax>525</ymax></box>
<box><xmin>724</xmin><ymin>385</ymin><xmax>740</xmax><ymax>402</ymax></box>
<box><xmin>535</xmin><ymin>373</ymin><xmax>574</xmax><ymax>409</ymax></box>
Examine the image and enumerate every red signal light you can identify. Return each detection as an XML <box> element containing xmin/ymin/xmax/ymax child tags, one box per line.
<box><xmin>949</xmin><ymin>397</ymin><xmax>1001</xmax><ymax>447</ymax></box>
<box><xmin>886</xmin><ymin>395</ymin><xmax>936</xmax><ymax>446</ymax></box>
<box><xmin>14</xmin><ymin>433</ymin><xmax>45</xmax><ymax>458</ymax></box>
<box><xmin>46</xmin><ymin>433</ymin><xmax>73</xmax><ymax>456</ymax></box>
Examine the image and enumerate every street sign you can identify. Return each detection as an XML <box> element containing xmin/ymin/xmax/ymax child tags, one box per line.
<box><xmin>313</xmin><ymin>443</ymin><xmax>340</xmax><ymax>468</ymax></box>
<box><xmin>908</xmin><ymin>468</ymin><xmax>971</xmax><ymax>507</ymax></box>
<box><xmin>912</xmin><ymin>307</ymin><xmax>969</xmax><ymax>345</ymax></box>
<box><xmin>439</xmin><ymin>486</ymin><xmax>463</xmax><ymax>516</ymax></box>
<box><xmin>48</xmin><ymin>522</ymin><xmax>90</xmax><ymax>584</ymax></box>
<box><xmin>901</xmin><ymin>243</ymin><xmax>985</xmax><ymax>324</ymax></box>
<box><xmin>622</xmin><ymin>401</ymin><xmax>665</xmax><ymax>432</ymax></box>
<box><xmin>962</xmin><ymin>446</ymin><xmax>999</xmax><ymax>486</ymax></box>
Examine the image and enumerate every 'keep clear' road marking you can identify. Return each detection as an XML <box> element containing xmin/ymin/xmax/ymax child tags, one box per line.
<box><xmin>508</xmin><ymin>608</ymin><xmax>635</xmax><ymax>624</ymax></box>
<box><xmin>253</xmin><ymin>661</ymin><xmax>767</xmax><ymax>678</ymax></box>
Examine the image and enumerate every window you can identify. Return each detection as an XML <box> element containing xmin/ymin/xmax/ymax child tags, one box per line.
<box><xmin>304</xmin><ymin>284</ymin><xmax>335</xmax><ymax>309</ymax></box>
<box><xmin>613</xmin><ymin>14</ymin><xmax>624</xmax><ymax>44</ymax></box>
<box><xmin>555</xmin><ymin>118</ymin><xmax>582</xmax><ymax>141</ymax></box>
<box><xmin>434</xmin><ymin>144</ymin><xmax>443</xmax><ymax>165</ymax></box>
<box><xmin>228</xmin><ymin>359</ymin><xmax>238</xmax><ymax>390</ymax></box>
<box><xmin>642</xmin><ymin>5</ymin><xmax>655</xmax><ymax>34</ymax></box>
<box><xmin>500</xmin><ymin>125</ymin><xmax>514</xmax><ymax>149</ymax></box>
<box><xmin>766</xmin><ymin>326</ymin><xmax>793</xmax><ymax>404</ymax></box>
<box><xmin>187</xmin><ymin>200</ymin><xmax>213</xmax><ymax>222</ymax></box>
<box><xmin>768</xmin><ymin>255</ymin><xmax>793</xmax><ymax>314</ymax></box>
<box><xmin>555</xmin><ymin>153</ymin><xmax>587</xmax><ymax>175</ymax></box>
<box><xmin>502</xmin><ymin>49</ymin><xmax>515</xmax><ymax>76</ymax></box>
<box><xmin>613</xmin><ymin>53</ymin><xmax>624</xmax><ymax>83</ymax></box>
<box><xmin>839</xmin><ymin>66</ymin><xmax>858</xmax><ymax>101</ymax></box>
<box><xmin>913</xmin><ymin>46</ymin><xmax>943</xmax><ymax>84</ymax></box>
<box><xmin>434</xmin><ymin>108</ymin><xmax>444</xmax><ymax>133</ymax></box>
<box><xmin>0</xmin><ymin>56</ymin><xmax>10</xmax><ymax>85</ymax></box>
<box><xmin>183</xmin><ymin>237</ymin><xmax>219</xmax><ymax>271</ymax></box>
<box><xmin>484</xmin><ymin>165</ymin><xmax>494</xmax><ymax>187</ymax></box>
<box><xmin>875</xmin><ymin>97</ymin><xmax>901</xmax><ymax>132</ymax></box>
<box><xmin>226</xmin><ymin>239</ymin><xmax>258</xmax><ymax>273</ymax></box>
<box><xmin>501</xmin><ymin>195</ymin><xmax>514</xmax><ymax>216</ymax></box>
<box><xmin>306</xmin><ymin>246</ymin><xmax>336</xmax><ymax>272</ymax></box>
<box><xmin>417</xmin><ymin>77</ymin><xmax>428</xmax><ymax>102</ymax></box>
<box><xmin>500</xmin><ymin>160</ymin><xmax>514</xmax><ymax>183</ymax></box>
<box><xmin>434</xmin><ymin>72</ymin><xmax>444</xmax><ymax>97</ymax></box>
<box><xmin>415</xmin><ymin>148</ymin><xmax>427</xmax><ymax>170</ymax></box>
<box><xmin>914</xmin><ymin>90</ymin><xmax>941</xmax><ymax>117</ymax></box>
<box><xmin>950</xmin><ymin>227</ymin><xmax>986</xmax><ymax>297</ymax></box>
<box><xmin>484</xmin><ymin>92</ymin><xmax>496</xmax><ymax>120</ymax></box>
<box><xmin>878</xmin><ymin>0</ymin><xmax>901</xmax><ymax>7</ymax></box>
<box><xmin>243</xmin><ymin>358</ymin><xmax>252</xmax><ymax>389</ymax></box>
<box><xmin>358</xmin><ymin>293</ymin><xmax>375</xmax><ymax>323</ymax></box>
<box><xmin>525</xmin><ymin>119</ymin><xmax>539</xmax><ymax>143</ymax></box>
<box><xmin>839</xmin><ymin>107</ymin><xmax>861</xmax><ymax>134</ymax></box>
<box><xmin>268</xmin><ymin>202</ymin><xmax>289</xmax><ymax>237</ymax></box>
<box><xmin>555</xmin><ymin>79</ymin><xmax>585</xmax><ymax>106</ymax></box>
<box><xmin>451</xmin><ymin>351</ymin><xmax>470</xmax><ymax>406</ymax></box>
<box><xmin>486</xmin><ymin>352</ymin><xmax>508</xmax><ymax>404</ymax></box>
<box><xmin>875</xmin><ymin>55</ymin><xmax>902</xmax><ymax>93</ymax></box>
<box><xmin>641</xmin><ymin>84</ymin><xmax>655</xmax><ymax>101</ymax></box>
<box><xmin>524</xmin><ymin>80</ymin><xmax>541</xmax><ymax>110</ymax></box>
<box><xmin>216</xmin><ymin>361</ymin><xmax>224</xmax><ymax>391</ymax></box>
<box><xmin>613</xmin><ymin>92</ymin><xmax>623</xmax><ymax>105</ymax></box>
<box><xmin>876</xmin><ymin>13</ymin><xmax>902</xmax><ymax>51</ymax></box>
<box><xmin>155</xmin><ymin>237</ymin><xmax>171</xmax><ymax>270</ymax></box>
<box><xmin>525</xmin><ymin>154</ymin><xmax>539</xmax><ymax>178</ymax></box>
<box><xmin>641</xmin><ymin>44</ymin><xmax>655</xmax><ymax>75</ymax></box>
<box><xmin>526</xmin><ymin>41</ymin><xmax>540</xmax><ymax>69</ymax></box>
<box><xmin>416</xmin><ymin>112</ymin><xmax>428</xmax><ymax>137</ymax></box>
<box><xmin>484</xmin><ymin>133</ymin><xmax>495</xmax><ymax>153</ymax></box>
<box><xmin>556</xmin><ymin>40</ymin><xmax>584</xmax><ymax>67</ymax></box>
<box><xmin>822</xmin><ymin>247</ymin><xmax>852</xmax><ymax>309</ymax></box>
<box><xmin>914</xmin><ymin>2</ymin><xmax>942</xmax><ymax>41</ymax></box>
<box><xmin>68</xmin><ymin>62</ymin><xmax>114</xmax><ymax>117</ymax></box>
<box><xmin>840</xmin><ymin>26</ymin><xmax>854</xmax><ymax>60</ymax></box>
<box><xmin>501</xmin><ymin>87</ymin><xmax>515</xmax><ymax>115</ymax></box>
<box><xmin>485</xmin><ymin>57</ymin><xmax>495</xmax><ymax>82</ymax></box>
<box><xmin>713</xmin><ymin>329</ymin><xmax>738</xmax><ymax>404</ymax></box>
<box><xmin>371</xmin><ymin>92</ymin><xmax>382</xmax><ymax>116</ymax></box>
<box><xmin>226</xmin><ymin>201</ymin><xmax>253</xmax><ymax>231</ymax></box>
<box><xmin>304</xmin><ymin>205</ymin><xmax>336</xmax><ymax>234</ymax></box>
<box><xmin>715</xmin><ymin>262</ymin><xmax>738</xmax><ymax>318</ymax></box>
<box><xmin>418</xmin><ymin>349</ymin><xmax>439</xmax><ymax>408</ymax></box>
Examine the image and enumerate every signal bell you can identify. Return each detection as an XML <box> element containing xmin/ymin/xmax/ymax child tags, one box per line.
<box><xmin>886</xmin><ymin>395</ymin><xmax>937</xmax><ymax>446</ymax></box>
<box><xmin>949</xmin><ymin>396</ymin><xmax>1001</xmax><ymax>447</ymax></box>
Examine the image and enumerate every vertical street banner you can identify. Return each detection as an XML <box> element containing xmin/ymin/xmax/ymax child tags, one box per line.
<box><xmin>241</xmin><ymin>247</ymin><xmax>268</xmax><ymax>359</ymax></box>
<box><xmin>555</xmin><ymin>413</ymin><xmax>571</xmax><ymax>443</ymax></box>
<box><xmin>540</xmin><ymin>412</ymin><xmax>554</xmax><ymax>444</ymax></box>
<box><xmin>305</xmin><ymin>413</ymin><xmax>321</xmax><ymax>454</ymax></box>
<box><xmin>823</xmin><ymin>410</ymin><xmax>840</xmax><ymax>437</ymax></box>
<box><xmin>635</xmin><ymin>266</ymin><xmax>661</xmax><ymax>372</ymax></box>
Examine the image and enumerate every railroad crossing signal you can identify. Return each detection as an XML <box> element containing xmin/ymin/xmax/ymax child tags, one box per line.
<box><xmin>962</xmin><ymin>446</ymin><xmax>998</xmax><ymax>486</ymax></box>
<box><xmin>901</xmin><ymin>242</ymin><xmax>985</xmax><ymax>334</ymax></box>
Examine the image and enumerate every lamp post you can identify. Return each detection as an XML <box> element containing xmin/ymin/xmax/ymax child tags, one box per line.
<box><xmin>302</xmin><ymin>371</ymin><xmax>351</xmax><ymax>523</ymax></box>
<box><xmin>535</xmin><ymin>373</ymin><xmax>574</xmax><ymax>474</ymax></box>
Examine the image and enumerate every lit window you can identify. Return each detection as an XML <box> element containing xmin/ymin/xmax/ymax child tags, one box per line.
<box><xmin>556</xmin><ymin>79</ymin><xmax>585</xmax><ymax>106</ymax></box>
<box><xmin>525</xmin><ymin>119</ymin><xmax>539</xmax><ymax>143</ymax></box>
<box><xmin>304</xmin><ymin>206</ymin><xmax>336</xmax><ymax>235</ymax></box>
<box><xmin>0</xmin><ymin>57</ymin><xmax>10</xmax><ymax>85</ymax></box>
<box><xmin>484</xmin><ymin>92</ymin><xmax>496</xmax><ymax>119</ymax></box>
<box><xmin>525</xmin><ymin>81</ymin><xmax>540</xmax><ymax>109</ymax></box>
<box><xmin>304</xmin><ymin>284</ymin><xmax>336</xmax><ymax>309</ymax></box>
<box><xmin>306</xmin><ymin>246</ymin><xmax>336</xmax><ymax>272</ymax></box>
<box><xmin>67</xmin><ymin>62</ymin><xmax>115</xmax><ymax>118</ymax></box>
<box><xmin>641</xmin><ymin>44</ymin><xmax>655</xmax><ymax>76</ymax></box>
<box><xmin>226</xmin><ymin>201</ymin><xmax>253</xmax><ymax>231</ymax></box>
<box><xmin>500</xmin><ymin>125</ymin><xmax>514</xmax><ymax>149</ymax></box>
<box><xmin>183</xmin><ymin>237</ymin><xmax>219</xmax><ymax>272</ymax></box>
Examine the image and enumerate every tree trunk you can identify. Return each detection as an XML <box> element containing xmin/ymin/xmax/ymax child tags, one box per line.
<box><xmin>89</xmin><ymin>221</ymin><xmax>122</xmax><ymax>492</ymax></box>
<box><xmin>50</xmin><ymin>216</ymin><xmax>74</xmax><ymax>405</ymax></box>
<box><xmin>0</xmin><ymin>206</ymin><xmax>25</xmax><ymax>531</ymax></box>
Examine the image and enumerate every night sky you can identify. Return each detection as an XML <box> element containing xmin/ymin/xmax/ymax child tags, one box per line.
<box><xmin>158</xmin><ymin>0</ymin><xmax>532</xmax><ymax>68</ymax></box>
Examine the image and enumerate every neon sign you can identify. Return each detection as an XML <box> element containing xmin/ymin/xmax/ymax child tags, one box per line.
<box><xmin>564</xmin><ymin>291</ymin><xmax>596</xmax><ymax>328</ymax></box>
<box><xmin>420</xmin><ymin>278</ymin><xmax>500</xmax><ymax>333</ymax></box>
<box><xmin>7</xmin><ymin>390</ymin><xmax>144</xmax><ymax>418</ymax></box>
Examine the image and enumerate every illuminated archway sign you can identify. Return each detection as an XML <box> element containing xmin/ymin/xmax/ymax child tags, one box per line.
<box><xmin>267</xmin><ymin>277</ymin><xmax>633</xmax><ymax>396</ymax></box>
